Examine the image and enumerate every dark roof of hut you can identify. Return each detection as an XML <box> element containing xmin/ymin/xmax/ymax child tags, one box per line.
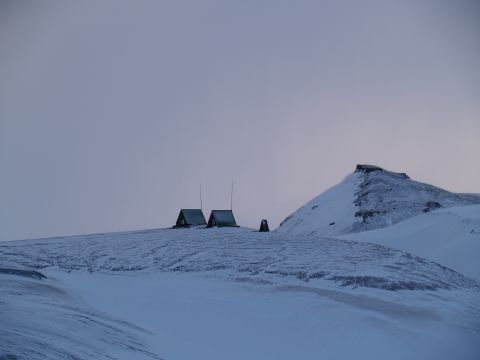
<box><xmin>208</xmin><ymin>210</ymin><xmax>237</xmax><ymax>227</ymax></box>
<box><xmin>180</xmin><ymin>209</ymin><xmax>206</xmax><ymax>225</ymax></box>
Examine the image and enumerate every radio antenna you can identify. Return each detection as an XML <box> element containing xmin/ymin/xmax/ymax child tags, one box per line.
<box><xmin>200</xmin><ymin>184</ymin><xmax>203</xmax><ymax>211</ymax></box>
<box><xmin>230</xmin><ymin>181</ymin><xmax>234</xmax><ymax>210</ymax></box>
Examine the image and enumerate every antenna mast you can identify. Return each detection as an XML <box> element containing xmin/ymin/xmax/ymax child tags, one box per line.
<box><xmin>230</xmin><ymin>181</ymin><xmax>234</xmax><ymax>210</ymax></box>
<box><xmin>200</xmin><ymin>184</ymin><xmax>203</xmax><ymax>211</ymax></box>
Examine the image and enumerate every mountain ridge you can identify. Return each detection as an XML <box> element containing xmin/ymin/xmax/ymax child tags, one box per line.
<box><xmin>277</xmin><ymin>164</ymin><xmax>480</xmax><ymax>236</ymax></box>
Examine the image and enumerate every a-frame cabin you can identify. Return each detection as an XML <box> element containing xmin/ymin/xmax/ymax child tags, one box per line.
<box><xmin>174</xmin><ymin>209</ymin><xmax>207</xmax><ymax>228</ymax></box>
<box><xmin>207</xmin><ymin>210</ymin><xmax>238</xmax><ymax>228</ymax></box>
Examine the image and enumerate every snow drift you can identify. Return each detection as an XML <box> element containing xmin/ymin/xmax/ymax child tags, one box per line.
<box><xmin>341</xmin><ymin>204</ymin><xmax>480</xmax><ymax>281</ymax></box>
<box><xmin>0</xmin><ymin>269</ymin><xmax>160</xmax><ymax>360</ymax></box>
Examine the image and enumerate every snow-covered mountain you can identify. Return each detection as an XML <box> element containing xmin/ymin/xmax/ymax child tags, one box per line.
<box><xmin>277</xmin><ymin>164</ymin><xmax>480</xmax><ymax>237</ymax></box>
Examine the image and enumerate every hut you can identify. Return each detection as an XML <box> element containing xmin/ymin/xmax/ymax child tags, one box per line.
<box><xmin>207</xmin><ymin>210</ymin><xmax>238</xmax><ymax>228</ymax></box>
<box><xmin>174</xmin><ymin>209</ymin><xmax>206</xmax><ymax>228</ymax></box>
<box><xmin>259</xmin><ymin>219</ymin><xmax>270</xmax><ymax>232</ymax></box>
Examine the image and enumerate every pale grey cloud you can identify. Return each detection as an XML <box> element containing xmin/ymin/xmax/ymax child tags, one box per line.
<box><xmin>1</xmin><ymin>0</ymin><xmax>479</xmax><ymax>240</ymax></box>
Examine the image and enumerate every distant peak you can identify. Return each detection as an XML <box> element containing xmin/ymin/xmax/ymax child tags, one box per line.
<box><xmin>278</xmin><ymin>163</ymin><xmax>480</xmax><ymax>237</ymax></box>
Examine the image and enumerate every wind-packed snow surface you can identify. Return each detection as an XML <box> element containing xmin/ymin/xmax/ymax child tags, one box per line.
<box><xmin>277</xmin><ymin>164</ymin><xmax>480</xmax><ymax>237</ymax></box>
<box><xmin>0</xmin><ymin>270</ymin><xmax>160</xmax><ymax>360</ymax></box>
<box><xmin>1</xmin><ymin>227</ymin><xmax>480</xmax><ymax>359</ymax></box>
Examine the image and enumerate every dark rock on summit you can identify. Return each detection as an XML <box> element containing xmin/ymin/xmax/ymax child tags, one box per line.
<box><xmin>355</xmin><ymin>164</ymin><xmax>384</xmax><ymax>173</ymax></box>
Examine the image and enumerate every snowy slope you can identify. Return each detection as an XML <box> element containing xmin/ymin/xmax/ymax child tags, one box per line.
<box><xmin>1</xmin><ymin>227</ymin><xmax>476</xmax><ymax>291</ymax></box>
<box><xmin>341</xmin><ymin>205</ymin><xmax>480</xmax><ymax>281</ymax></box>
<box><xmin>277</xmin><ymin>164</ymin><xmax>480</xmax><ymax>236</ymax></box>
<box><xmin>276</xmin><ymin>171</ymin><xmax>362</xmax><ymax>237</ymax></box>
<box><xmin>0</xmin><ymin>270</ymin><xmax>160</xmax><ymax>360</ymax></box>
<box><xmin>1</xmin><ymin>227</ymin><xmax>480</xmax><ymax>359</ymax></box>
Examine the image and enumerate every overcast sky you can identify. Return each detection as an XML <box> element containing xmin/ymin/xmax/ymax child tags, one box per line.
<box><xmin>1</xmin><ymin>0</ymin><xmax>479</xmax><ymax>241</ymax></box>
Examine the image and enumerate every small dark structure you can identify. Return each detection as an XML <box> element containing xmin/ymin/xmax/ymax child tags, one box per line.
<box><xmin>174</xmin><ymin>209</ymin><xmax>207</xmax><ymax>228</ymax></box>
<box><xmin>207</xmin><ymin>210</ymin><xmax>238</xmax><ymax>228</ymax></box>
<box><xmin>259</xmin><ymin>219</ymin><xmax>270</xmax><ymax>232</ymax></box>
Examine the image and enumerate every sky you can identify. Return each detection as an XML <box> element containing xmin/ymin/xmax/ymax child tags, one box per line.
<box><xmin>1</xmin><ymin>0</ymin><xmax>479</xmax><ymax>241</ymax></box>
